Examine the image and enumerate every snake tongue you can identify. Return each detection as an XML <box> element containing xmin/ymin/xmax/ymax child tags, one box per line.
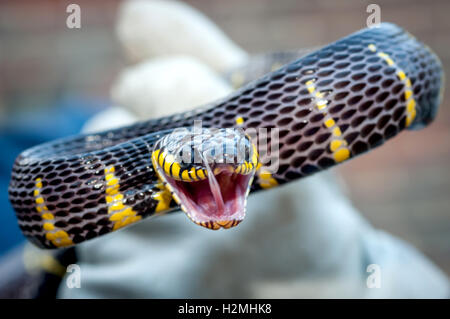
<box><xmin>205</xmin><ymin>163</ymin><xmax>226</xmax><ymax>215</ymax></box>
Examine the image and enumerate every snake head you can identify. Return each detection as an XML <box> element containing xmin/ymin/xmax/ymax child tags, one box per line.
<box><xmin>152</xmin><ymin>127</ymin><xmax>258</xmax><ymax>230</ymax></box>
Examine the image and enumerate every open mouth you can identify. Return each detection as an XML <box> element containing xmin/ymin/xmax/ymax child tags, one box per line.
<box><xmin>151</xmin><ymin>126</ymin><xmax>258</xmax><ymax>230</ymax></box>
<box><xmin>160</xmin><ymin>164</ymin><xmax>254</xmax><ymax>230</ymax></box>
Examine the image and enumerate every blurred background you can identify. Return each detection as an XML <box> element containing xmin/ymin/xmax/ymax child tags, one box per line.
<box><xmin>0</xmin><ymin>0</ymin><xmax>449</xmax><ymax>278</ymax></box>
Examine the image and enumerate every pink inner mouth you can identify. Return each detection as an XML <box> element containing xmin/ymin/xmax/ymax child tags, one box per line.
<box><xmin>163</xmin><ymin>167</ymin><xmax>252</xmax><ymax>225</ymax></box>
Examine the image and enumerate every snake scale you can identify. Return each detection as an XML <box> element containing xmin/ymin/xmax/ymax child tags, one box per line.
<box><xmin>8</xmin><ymin>23</ymin><xmax>444</xmax><ymax>249</ymax></box>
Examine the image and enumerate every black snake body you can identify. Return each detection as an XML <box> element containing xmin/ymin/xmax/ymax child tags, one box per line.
<box><xmin>8</xmin><ymin>23</ymin><xmax>444</xmax><ymax>249</ymax></box>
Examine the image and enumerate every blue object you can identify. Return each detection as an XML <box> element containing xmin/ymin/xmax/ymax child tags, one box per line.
<box><xmin>0</xmin><ymin>96</ymin><xmax>107</xmax><ymax>255</ymax></box>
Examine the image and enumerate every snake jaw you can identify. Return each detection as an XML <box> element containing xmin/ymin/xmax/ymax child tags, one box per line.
<box><xmin>159</xmin><ymin>164</ymin><xmax>255</xmax><ymax>230</ymax></box>
<box><xmin>151</xmin><ymin>127</ymin><xmax>258</xmax><ymax>230</ymax></box>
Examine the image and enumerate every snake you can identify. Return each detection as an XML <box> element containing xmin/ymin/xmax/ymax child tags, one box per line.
<box><xmin>8</xmin><ymin>23</ymin><xmax>444</xmax><ymax>249</ymax></box>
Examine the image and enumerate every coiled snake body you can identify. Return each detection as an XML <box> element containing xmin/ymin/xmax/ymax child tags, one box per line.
<box><xmin>9</xmin><ymin>23</ymin><xmax>444</xmax><ymax>249</ymax></box>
